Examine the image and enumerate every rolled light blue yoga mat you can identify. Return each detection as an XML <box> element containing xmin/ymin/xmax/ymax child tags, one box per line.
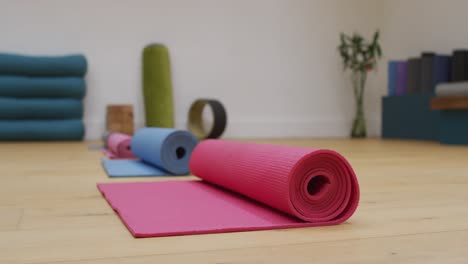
<box><xmin>0</xmin><ymin>97</ymin><xmax>83</xmax><ymax>119</ymax></box>
<box><xmin>102</xmin><ymin>128</ymin><xmax>199</xmax><ymax>177</ymax></box>
<box><xmin>0</xmin><ymin>76</ymin><xmax>85</xmax><ymax>98</ymax></box>
<box><xmin>0</xmin><ymin>119</ymin><xmax>84</xmax><ymax>141</ymax></box>
<box><xmin>0</xmin><ymin>53</ymin><xmax>87</xmax><ymax>77</ymax></box>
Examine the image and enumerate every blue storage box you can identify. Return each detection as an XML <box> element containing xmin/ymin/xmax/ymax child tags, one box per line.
<box><xmin>382</xmin><ymin>95</ymin><xmax>440</xmax><ymax>140</ymax></box>
<box><xmin>439</xmin><ymin>110</ymin><xmax>468</xmax><ymax>145</ymax></box>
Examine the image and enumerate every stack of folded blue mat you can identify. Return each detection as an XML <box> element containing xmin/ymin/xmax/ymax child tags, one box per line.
<box><xmin>0</xmin><ymin>53</ymin><xmax>87</xmax><ymax>141</ymax></box>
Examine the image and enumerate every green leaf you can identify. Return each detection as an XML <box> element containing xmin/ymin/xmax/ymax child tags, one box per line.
<box><xmin>338</xmin><ymin>31</ymin><xmax>381</xmax><ymax>72</ymax></box>
<box><xmin>352</xmin><ymin>34</ymin><xmax>363</xmax><ymax>46</ymax></box>
<box><xmin>373</xmin><ymin>30</ymin><xmax>380</xmax><ymax>43</ymax></box>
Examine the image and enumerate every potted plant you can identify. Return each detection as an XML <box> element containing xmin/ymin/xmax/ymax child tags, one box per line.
<box><xmin>338</xmin><ymin>31</ymin><xmax>382</xmax><ymax>138</ymax></box>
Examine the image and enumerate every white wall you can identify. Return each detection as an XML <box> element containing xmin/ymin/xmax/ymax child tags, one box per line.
<box><xmin>0</xmin><ymin>0</ymin><xmax>381</xmax><ymax>139</ymax></box>
<box><xmin>381</xmin><ymin>0</ymin><xmax>468</xmax><ymax>59</ymax></box>
<box><xmin>372</xmin><ymin>0</ymin><xmax>468</xmax><ymax>135</ymax></box>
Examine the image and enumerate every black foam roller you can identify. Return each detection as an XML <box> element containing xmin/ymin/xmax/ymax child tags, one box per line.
<box><xmin>407</xmin><ymin>58</ymin><xmax>422</xmax><ymax>94</ymax></box>
<box><xmin>452</xmin><ymin>49</ymin><xmax>468</xmax><ymax>82</ymax></box>
<box><xmin>421</xmin><ymin>55</ymin><xmax>435</xmax><ymax>93</ymax></box>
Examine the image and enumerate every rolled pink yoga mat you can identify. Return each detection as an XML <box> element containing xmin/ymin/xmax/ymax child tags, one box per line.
<box><xmin>98</xmin><ymin>140</ymin><xmax>360</xmax><ymax>237</ymax></box>
<box><xmin>102</xmin><ymin>132</ymin><xmax>135</xmax><ymax>159</ymax></box>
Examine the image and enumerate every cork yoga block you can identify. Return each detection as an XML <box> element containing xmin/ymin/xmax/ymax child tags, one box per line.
<box><xmin>106</xmin><ymin>105</ymin><xmax>134</xmax><ymax>135</ymax></box>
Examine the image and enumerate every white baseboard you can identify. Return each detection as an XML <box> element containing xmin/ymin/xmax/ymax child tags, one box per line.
<box><xmin>84</xmin><ymin>117</ymin><xmax>381</xmax><ymax>140</ymax></box>
<box><xmin>217</xmin><ymin>117</ymin><xmax>381</xmax><ymax>138</ymax></box>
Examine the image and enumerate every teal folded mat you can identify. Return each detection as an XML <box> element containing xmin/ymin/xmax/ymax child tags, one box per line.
<box><xmin>0</xmin><ymin>97</ymin><xmax>83</xmax><ymax>119</ymax></box>
<box><xmin>0</xmin><ymin>53</ymin><xmax>87</xmax><ymax>77</ymax></box>
<box><xmin>0</xmin><ymin>76</ymin><xmax>85</xmax><ymax>98</ymax></box>
<box><xmin>0</xmin><ymin>119</ymin><xmax>84</xmax><ymax>141</ymax></box>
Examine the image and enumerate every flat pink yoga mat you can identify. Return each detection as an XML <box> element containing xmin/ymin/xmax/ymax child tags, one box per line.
<box><xmin>102</xmin><ymin>132</ymin><xmax>135</xmax><ymax>159</ymax></box>
<box><xmin>98</xmin><ymin>140</ymin><xmax>360</xmax><ymax>237</ymax></box>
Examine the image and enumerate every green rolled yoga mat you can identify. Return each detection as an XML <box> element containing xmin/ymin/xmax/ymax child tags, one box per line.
<box><xmin>0</xmin><ymin>76</ymin><xmax>85</xmax><ymax>99</ymax></box>
<box><xmin>142</xmin><ymin>44</ymin><xmax>174</xmax><ymax>128</ymax></box>
<box><xmin>0</xmin><ymin>53</ymin><xmax>87</xmax><ymax>77</ymax></box>
<box><xmin>0</xmin><ymin>97</ymin><xmax>83</xmax><ymax>120</ymax></box>
<box><xmin>0</xmin><ymin>119</ymin><xmax>84</xmax><ymax>141</ymax></box>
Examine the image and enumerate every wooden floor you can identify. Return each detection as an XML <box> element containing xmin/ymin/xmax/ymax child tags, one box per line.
<box><xmin>1</xmin><ymin>139</ymin><xmax>468</xmax><ymax>263</ymax></box>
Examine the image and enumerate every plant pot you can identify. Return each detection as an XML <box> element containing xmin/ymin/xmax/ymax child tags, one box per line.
<box><xmin>351</xmin><ymin>70</ymin><xmax>367</xmax><ymax>138</ymax></box>
<box><xmin>351</xmin><ymin>112</ymin><xmax>367</xmax><ymax>138</ymax></box>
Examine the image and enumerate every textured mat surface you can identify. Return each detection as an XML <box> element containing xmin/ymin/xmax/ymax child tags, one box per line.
<box><xmin>98</xmin><ymin>140</ymin><xmax>360</xmax><ymax>237</ymax></box>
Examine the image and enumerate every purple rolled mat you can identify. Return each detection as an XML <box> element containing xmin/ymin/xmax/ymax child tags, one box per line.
<box><xmin>396</xmin><ymin>62</ymin><xmax>408</xmax><ymax>96</ymax></box>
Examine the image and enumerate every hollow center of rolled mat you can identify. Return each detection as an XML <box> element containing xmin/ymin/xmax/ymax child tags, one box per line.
<box><xmin>176</xmin><ymin>147</ymin><xmax>186</xmax><ymax>159</ymax></box>
<box><xmin>306</xmin><ymin>175</ymin><xmax>330</xmax><ymax>197</ymax></box>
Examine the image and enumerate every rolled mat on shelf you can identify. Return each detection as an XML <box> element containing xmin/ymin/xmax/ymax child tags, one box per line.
<box><xmin>142</xmin><ymin>44</ymin><xmax>174</xmax><ymax>128</ymax></box>
<box><xmin>421</xmin><ymin>55</ymin><xmax>451</xmax><ymax>94</ymax></box>
<box><xmin>0</xmin><ymin>119</ymin><xmax>84</xmax><ymax>141</ymax></box>
<box><xmin>0</xmin><ymin>76</ymin><xmax>85</xmax><ymax>99</ymax></box>
<box><xmin>451</xmin><ymin>49</ymin><xmax>468</xmax><ymax>82</ymax></box>
<box><xmin>98</xmin><ymin>139</ymin><xmax>360</xmax><ymax>238</ymax></box>
<box><xmin>101</xmin><ymin>128</ymin><xmax>199</xmax><ymax>177</ymax></box>
<box><xmin>102</xmin><ymin>132</ymin><xmax>136</xmax><ymax>159</ymax></box>
<box><xmin>0</xmin><ymin>53</ymin><xmax>87</xmax><ymax>77</ymax></box>
<box><xmin>188</xmin><ymin>99</ymin><xmax>227</xmax><ymax>139</ymax></box>
<box><xmin>388</xmin><ymin>61</ymin><xmax>398</xmax><ymax>96</ymax></box>
<box><xmin>436</xmin><ymin>82</ymin><xmax>468</xmax><ymax>97</ymax></box>
<box><xmin>407</xmin><ymin>57</ymin><xmax>422</xmax><ymax>94</ymax></box>
<box><xmin>396</xmin><ymin>61</ymin><xmax>408</xmax><ymax>96</ymax></box>
<box><xmin>0</xmin><ymin>97</ymin><xmax>83</xmax><ymax>119</ymax></box>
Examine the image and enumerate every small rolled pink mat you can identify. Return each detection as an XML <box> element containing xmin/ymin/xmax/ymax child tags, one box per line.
<box><xmin>98</xmin><ymin>139</ymin><xmax>360</xmax><ymax>237</ymax></box>
<box><xmin>102</xmin><ymin>132</ymin><xmax>135</xmax><ymax>159</ymax></box>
